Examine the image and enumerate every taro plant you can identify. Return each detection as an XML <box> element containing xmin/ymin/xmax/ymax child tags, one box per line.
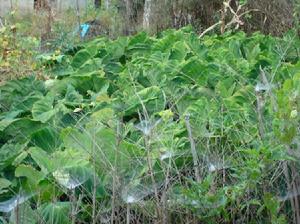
<box><xmin>0</xmin><ymin>27</ymin><xmax>299</xmax><ymax>223</ymax></box>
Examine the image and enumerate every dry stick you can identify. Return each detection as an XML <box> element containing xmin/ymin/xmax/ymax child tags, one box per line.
<box><xmin>283</xmin><ymin>162</ymin><xmax>297</xmax><ymax>224</ymax></box>
<box><xmin>199</xmin><ymin>21</ymin><xmax>222</xmax><ymax>38</ymax></box>
<box><xmin>291</xmin><ymin>164</ymin><xmax>300</xmax><ymax>224</ymax></box>
<box><xmin>259</xmin><ymin>67</ymin><xmax>300</xmax><ymax>222</ymax></box>
<box><xmin>255</xmin><ymin>92</ymin><xmax>265</xmax><ymax>139</ymax></box>
<box><xmin>9</xmin><ymin>0</ymin><xmax>13</xmax><ymax>11</ymax></box>
<box><xmin>145</xmin><ymin>134</ymin><xmax>161</xmax><ymax>223</ymax></box>
<box><xmin>92</xmin><ymin>129</ymin><xmax>97</xmax><ymax>224</ymax></box>
<box><xmin>220</xmin><ymin>0</ymin><xmax>231</xmax><ymax>34</ymax></box>
<box><xmin>126</xmin><ymin>204</ymin><xmax>131</xmax><ymax>224</ymax></box>
<box><xmin>71</xmin><ymin>188</ymin><xmax>77</xmax><ymax>224</ymax></box>
<box><xmin>111</xmin><ymin>119</ymin><xmax>122</xmax><ymax>223</ymax></box>
<box><xmin>259</xmin><ymin>67</ymin><xmax>278</xmax><ymax>112</ymax></box>
<box><xmin>75</xmin><ymin>0</ymin><xmax>81</xmax><ymax>38</ymax></box>
<box><xmin>0</xmin><ymin>17</ymin><xmax>3</xmax><ymax>28</ymax></box>
<box><xmin>199</xmin><ymin>1</ymin><xmax>258</xmax><ymax>38</ymax></box>
<box><xmin>15</xmin><ymin>199</ymin><xmax>19</xmax><ymax>224</ymax></box>
<box><xmin>184</xmin><ymin>114</ymin><xmax>201</xmax><ymax>182</ymax></box>
<box><xmin>161</xmin><ymin>152</ymin><xmax>172</xmax><ymax>224</ymax></box>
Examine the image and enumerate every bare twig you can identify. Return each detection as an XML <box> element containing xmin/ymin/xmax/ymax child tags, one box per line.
<box><xmin>199</xmin><ymin>21</ymin><xmax>222</xmax><ymax>38</ymax></box>
<box><xmin>75</xmin><ymin>0</ymin><xmax>81</xmax><ymax>38</ymax></box>
<box><xmin>184</xmin><ymin>114</ymin><xmax>201</xmax><ymax>182</ymax></box>
<box><xmin>92</xmin><ymin>129</ymin><xmax>97</xmax><ymax>224</ymax></box>
<box><xmin>111</xmin><ymin>119</ymin><xmax>122</xmax><ymax>223</ymax></box>
<box><xmin>199</xmin><ymin>1</ymin><xmax>258</xmax><ymax>38</ymax></box>
<box><xmin>0</xmin><ymin>17</ymin><xmax>4</xmax><ymax>28</ymax></box>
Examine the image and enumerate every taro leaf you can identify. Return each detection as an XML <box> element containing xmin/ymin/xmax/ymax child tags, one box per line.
<box><xmin>215</xmin><ymin>77</ymin><xmax>236</xmax><ymax>98</ymax></box>
<box><xmin>169</xmin><ymin>41</ymin><xmax>189</xmax><ymax>61</ymax></box>
<box><xmin>71</xmin><ymin>49</ymin><xmax>92</xmax><ymax>69</ymax></box>
<box><xmin>15</xmin><ymin>164</ymin><xmax>45</xmax><ymax>185</ymax></box>
<box><xmin>0</xmin><ymin>76</ymin><xmax>45</xmax><ymax>109</ymax></box>
<box><xmin>124</xmin><ymin>86</ymin><xmax>165</xmax><ymax>116</ymax></box>
<box><xmin>53</xmin><ymin>166</ymin><xmax>91</xmax><ymax>190</ymax></box>
<box><xmin>0</xmin><ymin>178</ymin><xmax>11</xmax><ymax>190</ymax></box>
<box><xmin>12</xmin><ymin>151</ymin><xmax>29</xmax><ymax>166</ymax></box>
<box><xmin>263</xmin><ymin>193</ymin><xmax>280</xmax><ymax>219</ymax></box>
<box><xmin>0</xmin><ymin>110</ymin><xmax>22</xmax><ymax>131</ymax></box>
<box><xmin>128</xmin><ymin>32</ymin><xmax>148</xmax><ymax>47</ymax></box>
<box><xmin>9</xmin><ymin>203</ymin><xmax>37</xmax><ymax>224</ymax></box>
<box><xmin>81</xmin><ymin>173</ymin><xmax>106</xmax><ymax>198</ymax></box>
<box><xmin>105</xmin><ymin>36</ymin><xmax>128</xmax><ymax>60</ymax></box>
<box><xmin>104</xmin><ymin>62</ymin><xmax>124</xmax><ymax>74</ymax></box>
<box><xmin>0</xmin><ymin>143</ymin><xmax>26</xmax><ymax>170</ymax></box>
<box><xmin>0</xmin><ymin>193</ymin><xmax>34</xmax><ymax>213</ymax></box>
<box><xmin>32</xmin><ymin>95</ymin><xmax>57</xmax><ymax>123</ymax></box>
<box><xmin>61</xmin><ymin>127</ymin><xmax>92</xmax><ymax>153</ymax></box>
<box><xmin>153</xmin><ymin>32</ymin><xmax>178</xmax><ymax>52</ymax></box>
<box><xmin>63</xmin><ymin>85</ymin><xmax>83</xmax><ymax>107</ymax></box>
<box><xmin>90</xmin><ymin>108</ymin><xmax>114</xmax><ymax>124</ymax></box>
<box><xmin>181</xmin><ymin>57</ymin><xmax>207</xmax><ymax>86</ymax></box>
<box><xmin>51</xmin><ymin>149</ymin><xmax>90</xmax><ymax>172</ymax></box>
<box><xmin>30</xmin><ymin>127</ymin><xmax>61</xmax><ymax>153</ymax></box>
<box><xmin>49</xmin><ymin>71</ymin><xmax>108</xmax><ymax>95</ymax></box>
<box><xmin>50</xmin><ymin>64</ymin><xmax>74</xmax><ymax>77</ymax></box>
<box><xmin>184</xmin><ymin>97</ymin><xmax>211</xmax><ymax>136</ymax></box>
<box><xmin>11</xmin><ymin>94</ymin><xmax>43</xmax><ymax>113</ymax></box>
<box><xmin>3</xmin><ymin>118</ymin><xmax>43</xmax><ymax>142</ymax></box>
<box><xmin>39</xmin><ymin>202</ymin><xmax>71</xmax><ymax>224</ymax></box>
<box><xmin>92</xmin><ymin>127</ymin><xmax>131</xmax><ymax>173</ymax></box>
<box><xmin>29</xmin><ymin>147</ymin><xmax>89</xmax><ymax>175</ymax></box>
<box><xmin>29</xmin><ymin>147</ymin><xmax>52</xmax><ymax>174</ymax></box>
<box><xmin>75</xmin><ymin>58</ymin><xmax>102</xmax><ymax>74</ymax></box>
<box><xmin>61</xmin><ymin>126</ymin><xmax>128</xmax><ymax>172</ymax></box>
<box><xmin>224</xmin><ymin>85</ymin><xmax>255</xmax><ymax>107</ymax></box>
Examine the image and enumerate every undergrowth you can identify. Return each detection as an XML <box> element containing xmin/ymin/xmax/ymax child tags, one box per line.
<box><xmin>0</xmin><ymin>27</ymin><xmax>300</xmax><ymax>223</ymax></box>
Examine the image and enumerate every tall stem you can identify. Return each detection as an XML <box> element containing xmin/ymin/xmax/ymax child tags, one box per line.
<box><xmin>161</xmin><ymin>156</ymin><xmax>171</xmax><ymax>224</ymax></box>
<box><xmin>71</xmin><ymin>189</ymin><xmax>76</xmax><ymax>224</ymax></box>
<box><xmin>283</xmin><ymin>162</ymin><xmax>297</xmax><ymax>224</ymax></box>
<box><xmin>145</xmin><ymin>135</ymin><xmax>161</xmax><ymax>222</ymax></box>
<box><xmin>111</xmin><ymin>119</ymin><xmax>122</xmax><ymax>223</ymax></box>
<box><xmin>75</xmin><ymin>0</ymin><xmax>81</xmax><ymax>38</ymax></box>
<box><xmin>184</xmin><ymin>115</ymin><xmax>201</xmax><ymax>182</ymax></box>
<box><xmin>126</xmin><ymin>204</ymin><xmax>130</xmax><ymax>224</ymax></box>
<box><xmin>92</xmin><ymin>129</ymin><xmax>97</xmax><ymax>224</ymax></box>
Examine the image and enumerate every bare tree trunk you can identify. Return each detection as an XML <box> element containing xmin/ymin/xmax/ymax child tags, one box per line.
<box><xmin>75</xmin><ymin>0</ymin><xmax>81</xmax><ymax>35</ymax></box>
<box><xmin>105</xmin><ymin>0</ymin><xmax>110</xmax><ymax>9</ymax></box>
<box><xmin>124</xmin><ymin>0</ymin><xmax>134</xmax><ymax>34</ymax></box>
<box><xmin>40</xmin><ymin>0</ymin><xmax>53</xmax><ymax>50</ymax></box>
<box><xmin>143</xmin><ymin>0</ymin><xmax>152</xmax><ymax>29</ymax></box>
<box><xmin>95</xmin><ymin>0</ymin><xmax>101</xmax><ymax>8</ymax></box>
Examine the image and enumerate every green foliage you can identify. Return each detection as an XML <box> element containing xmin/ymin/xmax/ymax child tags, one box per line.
<box><xmin>0</xmin><ymin>27</ymin><xmax>299</xmax><ymax>223</ymax></box>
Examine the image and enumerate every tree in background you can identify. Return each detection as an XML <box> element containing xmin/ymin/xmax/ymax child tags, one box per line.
<box><xmin>95</xmin><ymin>0</ymin><xmax>101</xmax><ymax>8</ymax></box>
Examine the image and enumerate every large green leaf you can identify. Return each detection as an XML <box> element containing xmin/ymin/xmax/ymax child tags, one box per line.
<box><xmin>0</xmin><ymin>143</ymin><xmax>26</xmax><ymax>170</ymax></box>
<box><xmin>9</xmin><ymin>203</ymin><xmax>37</xmax><ymax>224</ymax></box>
<box><xmin>15</xmin><ymin>164</ymin><xmax>45</xmax><ymax>185</ymax></box>
<box><xmin>39</xmin><ymin>202</ymin><xmax>71</xmax><ymax>224</ymax></box>
<box><xmin>124</xmin><ymin>86</ymin><xmax>165</xmax><ymax>116</ymax></box>
<box><xmin>71</xmin><ymin>49</ymin><xmax>92</xmax><ymax>69</ymax></box>
<box><xmin>30</xmin><ymin>127</ymin><xmax>61</xmax><ymax>153</ymax></box>
<box><xmin>2</xmin><ymin>118</ymin><xmax>43</xmax><ymax>142</ymax></box>
<box><xmin>32</xmin><ymin>95</ymin><xmax>57</xmax><ymax>123</ymax></box>
<box><xmin>29</xmin><ymin>147</ymin><xmax>52</xmax><ymax>174</ymax></box>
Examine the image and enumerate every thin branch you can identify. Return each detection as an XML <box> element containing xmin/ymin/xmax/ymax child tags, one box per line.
<box><xmin>184</xmin><ymin>114</ymin><xmax>201</xmax><ymax>182</ymax></box>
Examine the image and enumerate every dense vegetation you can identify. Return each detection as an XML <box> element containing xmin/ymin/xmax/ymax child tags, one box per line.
<box><xmin>0</xmin><ymin>26</ymin><xmax>300</xmax><ymax>223</ymax></box>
